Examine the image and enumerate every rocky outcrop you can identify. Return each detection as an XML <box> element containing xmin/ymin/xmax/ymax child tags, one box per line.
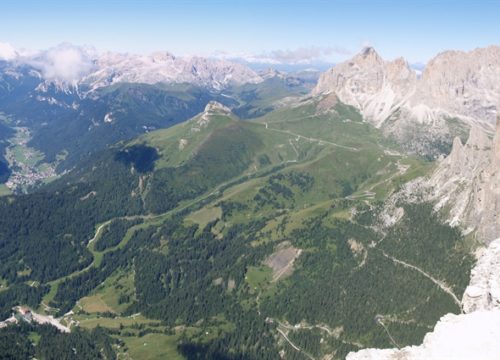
<box><xmin>463</xmin><ymin>239</ymin><xmax>500</xmax><ymax>313</ymax></box>
<box><xmin>347</xmin><ymin>238</ymin><xmax>500</xmax><ymax>360</ymax></box>
<box><xmin>200</xmin><ymin>101</ymin><xmax>232</xmax><ymax>122</ymax></box>
<box><xmin>347</xmin><ymin>309</ymin><xmax>500</xmax><ymax>360</ymax></box>
<box><xmin>191</xmin><ymin>101</ymin><xmax>233</xmax><ymax>132</ymax></box>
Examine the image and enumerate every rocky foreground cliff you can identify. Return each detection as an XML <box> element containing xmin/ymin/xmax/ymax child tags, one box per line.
<box><xmin>347</xmin><ymin>238</ymin><xmax>500</xmax><ymax>360</ymax></box>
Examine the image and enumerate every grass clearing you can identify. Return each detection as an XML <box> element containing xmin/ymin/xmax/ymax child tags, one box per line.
<box><xmin>120</xmin><ymin>333</ymin><xmax>184</xmax><ymax>360</ymax></box>
<box><xmin>92</xmin><ymin>270</ymin><xmax>136</xmax><ymax>314</ymax></box>
<box><xmin>80</xmin><ymin>294</ymin><xmax>115</xmax><ymax>313</ymax></box>
<box><xmin>185</xmin><ymin>206</ymin><xmax>222</xmax><ymax>229</ymax></box>
<box><xmin>0</xmin><ymin>184</ymin><xmax>11</xmax><ymax>196</ymax></box>
<box><xmin>28</xmin><ymin>332</ymin><xmax>41</xmax><ymax>345</ymax></box>
<box><xmin>246</xmin><ymin>265</ymin><xmax>273</xmax><ymax>291</ymax></box>
<box><xmin>76</xmin><ymin>314</ymin><xmax>156</xmax><ymax>330</ymax></box>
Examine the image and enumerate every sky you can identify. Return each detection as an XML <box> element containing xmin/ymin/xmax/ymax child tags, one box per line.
<box><xmin>1</xmin><ymin>0</ymin><xmax>500</xmax><ymax>66</ymax></box>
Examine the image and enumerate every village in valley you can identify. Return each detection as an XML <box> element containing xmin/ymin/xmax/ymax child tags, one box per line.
<box><xmin>3</xmin><ymin>127</ymin><xmax>59</xmax><ymax>194</ymax></box>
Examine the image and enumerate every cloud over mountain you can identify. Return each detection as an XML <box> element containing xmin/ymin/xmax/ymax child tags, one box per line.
<box><xmin>256</xmin><ymin>46</ymin><xmax>352</xmax><ymax>64</ymax></box>
<box><xmin>28</xmin><ymin>43</ymin><xmax>95</xmax><ymax>83</ymax></box>
<box><xmin>0</xmin><ymin>42</ymin><xmax>18</xmax><ymax>61</ymax></box>
<box><xmin>212</xmin><ymin>46</ymin><xmax>351</xmax><ymax>65</ymax></box>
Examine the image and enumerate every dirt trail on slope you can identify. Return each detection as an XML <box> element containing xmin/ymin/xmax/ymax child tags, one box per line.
<box><xmin>380</xmin><ymin>250</ymin><xmax>462</xmax><ymax>310</ymax></box>
<box><xmin>262</xmin><ymin>122</ymin><xmax>359</xmax><ymax>151</ymax></box>
<box><xmin>276</xmin><ymin>328</ymin><xmax>316</xmax><ymax>360</ymax></box>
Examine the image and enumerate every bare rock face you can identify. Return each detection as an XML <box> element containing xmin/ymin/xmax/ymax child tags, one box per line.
<box><xmin>78</xmin><ymin>51</ymin><xmax>263</xmax><ymax>91</ymax></box>
<box><xmin>463</xmin><ymin>239</ymin><xmax>500</xmax><ymax>313</ymax></box>
<box><xmin>415</xmin><ymin>46</ymin><xmax>500</xmax><ymax>127</ymax></box>
<box><xmin>347</xmin><ymin>238</ymin><xmax>500</xmax><ymax>360</ymax></box>
<box><xmin>314</xmin><ymin>46</ymin><xmax>500</xmax><ymax>135</ymax></box>
<box><xmin>316</xmin><ymin>92</ymin><xmax>339</xmax><ymax>113</ymax></box>
<box><xmin>313</xmin><ymin>47</ymin><xmax>416</xmax><ymax>127</ymax></box>
<box><xmin>347</xmin><ymin>309</ymin><xmax>500</xmax><ymax>360</ymax></box>
<box><xmin>425</xmin><ymin>116</ymin><xmax>500</xmax><ymax>242</ymax></box>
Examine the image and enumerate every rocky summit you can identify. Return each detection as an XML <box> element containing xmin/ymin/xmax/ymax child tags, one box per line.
<box><xmin>314</xmin><ymin>47</ymin><xmax>417</xmax><ymax>128</ymax></box>
<box><xmin>314</xmin><ymin>46</ymin><xmax>500</xmax><ymax>158</ymax></box>
<box><xmin>314</xmin><ymin>46</ymin><xmax>500</xmax><ymax>130</ymax></box>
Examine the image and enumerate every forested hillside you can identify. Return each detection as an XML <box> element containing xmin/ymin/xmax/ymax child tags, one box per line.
<box><xmin>0</xmin><ymin>98</ymin><xmax>474</xmax><ymax>359</ymax></box>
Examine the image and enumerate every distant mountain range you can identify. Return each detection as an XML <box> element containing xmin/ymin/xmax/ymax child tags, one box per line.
<box><xmin>0</xmin><ymin>47</ymin><xmax>315</xmax><ymax>192</ymax></box>
<box><xmin>0</xmin><ymin>43</ymin><xmax>323</xmax><ymax>92</ymax></box>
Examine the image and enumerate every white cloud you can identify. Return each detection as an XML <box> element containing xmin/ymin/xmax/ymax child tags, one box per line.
<box><xmin>29</xmin><ymin>43</ymin><xmax>94</xmax><ymax>83</ymax></box>
<box><xmin>256</xmin><ymin>46</ymin><xmax>352</xmax><ymax>64</ymax></box>
<box><xmin>0</xmin><ymin>42</ymin><xmax>18</xmax><ymax>61</ymax></box>
<box><xmin>211</xmin><ymin>46</ymin><xmax>351</xmax><ymax>65</ymax></box>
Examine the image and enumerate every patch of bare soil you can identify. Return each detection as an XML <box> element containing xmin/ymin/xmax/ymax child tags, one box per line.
<box><xmin>265</xmin><ymin>242</ymin><xmax>302</xmax><ymax>282</ymax></box>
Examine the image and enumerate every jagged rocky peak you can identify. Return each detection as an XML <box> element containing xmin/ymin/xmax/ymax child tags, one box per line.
<box><xmin>386</xmin><ymin>57</ymin><xmax>415</xmax><ymax>82</ymax></box>
<box><xmin>424</xmin><ymin>114</ymin><xmax>499</xmax><ymax>240</ymax></box>
<box><xmin>466</xmin><ymin>124</ymin><xmax>491</xmax><ymax>149</ymax></box>
<box><xmin>150</xmin><ymin>51</ymin><xmax>176</xmax><ymax>63</ymax></box>
<box><xmin>2</xmin><ymin>44</ymin><xmax>264</xmax><ymax>92</ymax></box>
<box><xmin>356</xmin><ymin>46</ymin><xmax>384</xmax><ymax>64</ymax></box>
<box><xmin>445</xmin><ymin>124</ymin><xmax>491</xmax><ymax>173</ymax></box>
<box><xmin>418</xmin><ymin>46</ymin><xmax>500</xmax><ymax>124</ymax></box>
<box><xmin>259</xmin><ymin>68</ymin><xmax>286</xmax><ymax>80</ymax></box>
<box><xmin>313</xmin><ymin>46</ymin><xmax>413</xmax><ymax>94</ymax></box>
<box><xmin>447</xmin><ymin>128</ymin><xmax>488</xmax><ymax>175</ymax></box>
<box><xmin>361</xmin><ymin>46</ymin><xmax>376</xmax><ymax>55</ymax></box>
<box><xmin>313</xmin><ymin>47</ymin><xmax>416</xmax><ymax>127</ymax></box>
<box><xmin>313</xmin><ymin>45</ymin><xmax>500</xmax><ymax>138</ymax></box>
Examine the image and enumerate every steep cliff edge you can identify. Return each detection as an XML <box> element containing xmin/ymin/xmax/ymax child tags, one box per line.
<box><xmin>427</xmin><ymin>116</ymin><xmax>500</xmax><ymax>243</ymax></box>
